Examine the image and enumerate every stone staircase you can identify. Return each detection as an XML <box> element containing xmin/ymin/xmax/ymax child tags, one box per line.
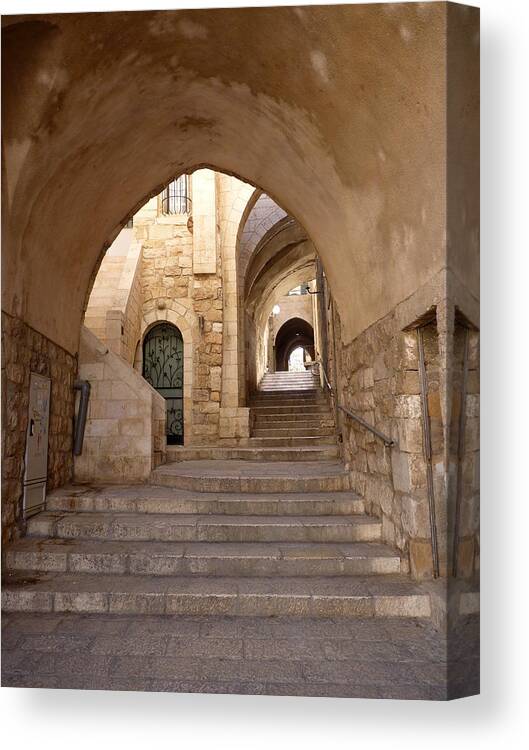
<box><xmin>2</xmin><ymin>376</ymin><xmax>430</xmax><ymax>620</ymax></box>
<box><xmin>163</xmin><ymin>370</ymin><xmax>338</xmax><ymax>463</ymax></box>
<box><xmin>245</xmin><ymin>369</ymin><xmax>338</xmax><ymax>457</ymax></box>
<box><xmin>258</xmin><ymin>370</ymin><xmax>320</xmax><ymax>391</ymax></box>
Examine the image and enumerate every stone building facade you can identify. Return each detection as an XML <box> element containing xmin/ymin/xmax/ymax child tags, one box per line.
<box><xmin>81</xmin><ymin>169</ymin><xmax>318</xmax><ymax>472</ymax></box>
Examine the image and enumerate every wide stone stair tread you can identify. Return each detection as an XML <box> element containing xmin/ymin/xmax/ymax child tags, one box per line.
<box><xmin>162</xmin><ymin>445</ymin><xmax>340</xmax><ymax>461</ymax></box>
<box><xmin>153</xmin><ymin>459</ymin><xmax>347</xmax><ymax>478</ymax></box>
<box><xmin>251</xmin><ymin>425</ymin><xmax>333</xmax><ymax>434</ymax></box>
<box><xmin>252</xmin><ymin>416</ymin><xmax>332</xmax><ymax>424</ymax></box>
<box><xmin>26</xmin><ymin>511</ymin><xmax>381</xmax><ymax>544</ymax></box>
<box><xmin>258</xmin><ymin>376</ymin><xmax>321</xmax><ymax>392</ymax></box>
<box><xmin>2</xmin><ymin>570</ymin><xmax>430</xmax><ymax>618</ymax></box>
<box><xmin>251</xmin><ymin>409</ymin><xmax>331</xmax><ymax>418</ymax></box>
<box><xmin>4</xmin><ymin>538</ymin><xmax>402</xmax><ymax>577</ymax></box>
<box><xmin>46</xmin><ymin>485</ymin><xmax>364</xmax><ymax>515</ymax></box>
<box><xmin>251</xmin><ymin>427</ymin><xmax>335</xmax><ymax>436</ymax></box>
<box><xmin>254</xmin><ymin>395</ymin><xmax>327</xmax><ymax>401</ymax></box>
<box><xmin>151</xmin><ymin>460</ymin><xmax>351</xmax><ymax>492</ymax></box>
<box><xmin>251</xmin><ymin>404</ymin><xmax>330</xmax><ymax>412</ymax></box>
<box><xmin>251</xmin><ymin>396</ymin><xmax>327</xmax><ymax>404</ymax></box>
<box><xmin>245</xmin><ymin>436</ymin><xmax>338</xmax><ymax>447</ymax></box>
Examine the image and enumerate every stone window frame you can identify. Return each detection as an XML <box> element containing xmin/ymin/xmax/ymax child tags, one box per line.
<box><xmin>159</xmin><ymin>174</ymin><xmax>192</xmax><ymax>219</ymax></box>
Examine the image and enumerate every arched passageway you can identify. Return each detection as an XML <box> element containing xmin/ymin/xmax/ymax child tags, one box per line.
<box><xmin>1</xmin><ymin>4</ymin><xmax>480</xmax><ymax>589</ymax></box>
<box><xmin>274</xmin><ymin>317</ymin><xmax>315</xmax><ymax>372</ymax></box>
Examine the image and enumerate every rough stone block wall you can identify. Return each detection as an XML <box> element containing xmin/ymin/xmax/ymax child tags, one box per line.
<box><xmin>84</xmin><ymin>233</ymin><xmax>143</xmax><ymax>365</ymax></box>
<box><xmin>1</xmin><ymin>312</ymin><xmax>76</xmax><ymax>545</ymax></box>
<box><xmin>139</xmin><ymin>212</ymin><xmax>223</xmax><ymax>444</ymax></box>
<box><xmin>119</xmin><ymin>248</ymin><xmax>143</xmax><ymax>363</ymax></box>
<box><xmin>74</xmin><ymin>327</ymin><xmax>166</xmax><ymax>483</ymax></box>
<box><xmin>336</xmin><ymin>306</ymin><xmax>444</xmax><ymax>578</ymax></box>
<box><xmin>271</xmin><ymin>293</ymin><xmax>314</xmax><ymax>340</ymax></box>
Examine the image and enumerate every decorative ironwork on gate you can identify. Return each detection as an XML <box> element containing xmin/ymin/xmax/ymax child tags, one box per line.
<box><xmin>142</xmin><ymin>323</ymin><xmax>184</xmax><ymax>444</ymax></box>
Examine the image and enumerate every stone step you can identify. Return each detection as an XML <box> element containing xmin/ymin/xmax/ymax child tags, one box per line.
<box><xmin>260</xmin><ymin>373</ymin><xmax>318</xmax><ymax>379</ymax></box>
<box><xmin>258</xmin><ymin>383</ymin><xmax>316</xmax><ymax>394</ymax></box>
<box><xmin>260</xmin><ymin>377</ymin><xmax>318</xmax><ymax>384</ymax></box>
<box><xmin>252</xmin><ymin>392</ymin><xmax>325</xmax><ymax>401</ymax></box>
<box><xmin>1</xmin><ymin>571</ymin><xmax>431</xmax><ymax>618</ymax></box>
<box><xmin>260</xmin><ymin>383</ymin><xmax>318</xmax><ymax>389</ymax></box>
<box><xmin>46</xmin><ymin>486</ymin><xmax>364</xmax><ymax>516</ymax></box>
<box><xmin>251</xmin><ymin>426</ymin><xmax>335</xmax><ymax>438</ymax></box>
<box><xmin>260</xmin><ymin>376</ymin><xmax>319</xmax><ymax>385</ymax></box>
<box><xmin>163</xmin><ymin>445</ymin><xmax>340</xmax><ymax>462</ymax></box>
<box><xmin>259</xmin><ymin>374</ymin><xmax>318</xmax><ymax>378</ymax></box>
<box><xmin>250</xmin><ymin>406</ymin><xmax>330</xmax><ymax>414</ymax></box>
<box><xmin>245</xmin><ymin>435</ymin><xmax>338</xmax><ymax>447</ymax></box>
<box><xmin>255</xmin><ymin>376</ymin><xmax>319</xmax><ymax>382</ymax></box>
<box><xmin>251</xmin><ymin>404</ymin><xmax>330</xmax><ymax>415</ymax></box>
<box><xmin>27</xmin><ymin>512</ymin><xmax>380</xmax><ymax>544</ymax></box>
<box><xmin>253</xmin><ymin>414</ymin><xmax>331</xmax><ymax>430</ymax></box>
<box><xmin>151</xmin><ymin>460</ymin><xmax>351</xmax><ymax>493</ymax></box>
<box><xmin>252</xmin><ymin>387</ymin><xmax>324</xmax><ymax>394</ymax></box>
<box><xmin>5</xmin><ymin>539</ymin><xmax>401</xmax><ymax>577</ymax></box>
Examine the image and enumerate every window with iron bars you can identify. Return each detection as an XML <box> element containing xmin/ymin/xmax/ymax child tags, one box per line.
<box><xmin>162</xmin><ymin>174</ymin><xmax>191</xmax><ymax>215</ymax></box>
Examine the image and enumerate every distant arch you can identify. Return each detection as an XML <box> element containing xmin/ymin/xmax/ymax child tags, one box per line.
<box><xmin>274</xmin><ymin>317</ymin><xmax>315</xmax><ymax>372</ymax></box>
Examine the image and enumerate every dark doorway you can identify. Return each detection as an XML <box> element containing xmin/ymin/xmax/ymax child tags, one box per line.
<box><xmin>274</xmin><ymin>317</ymin><xmax>315</xmax><ymax>371</ymax></box>
<box><xmin>142</xmin><ymin>323</ymin><xmax>184</xmax><ymax>445</ymax></box>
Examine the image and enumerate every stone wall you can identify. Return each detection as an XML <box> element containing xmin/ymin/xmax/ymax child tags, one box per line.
<box><xmin>335</xmin><ymin>302</ymin><xmax>445</xmax><ymax>579</ymax></box>
<box><xmin>74</xmin><ymin>327</ymin><xmax>166</xmax><ymax>483</ymax></box>
<box><xmin>1</xmin><ymin>312</ymin><xmax>76</xmax><ymax>545</ymax></box>
<box><xmin>135</xmin><ymin>191</ymin><xmax>224</xmax><ymax>444</ymax></box>
<box><xmin>84</xmin><ymin>229</ymin><xmax>143</xmax><ymax>365</ymax></box>
<box><xmin>217</xmin><ymin>175</ymin><xmax>253</xmax><ymax>438</ymax></box>
<box><xmin>271</xmin><ymin>293</ymin><xmax>313</xmax><ymax>341</ymax></box>
<box><xmin>83</xmin><ymin>172</ymin><xmax>256</xmax><ymax>447</ymax></box>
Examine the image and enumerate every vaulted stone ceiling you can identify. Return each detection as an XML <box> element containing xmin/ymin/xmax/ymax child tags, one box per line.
<box><xmin>2</xmin><ymin>4</ymin><xmax>478</xmax><ymax>354</ymax></box>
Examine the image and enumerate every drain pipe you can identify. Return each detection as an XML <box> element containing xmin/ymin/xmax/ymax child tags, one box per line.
<box><xmin>73</xmin><ymin>379</ymin><xmax>91</xmax><ymax>456</ymax></box>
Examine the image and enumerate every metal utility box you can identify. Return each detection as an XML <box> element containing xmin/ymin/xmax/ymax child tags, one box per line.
<box><xmin>23</xmin><ymin>372</ymin><xmax>51</xmax><ymax>517</ymax></box>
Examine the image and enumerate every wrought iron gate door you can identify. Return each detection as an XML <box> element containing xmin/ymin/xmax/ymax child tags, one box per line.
<box><xmin>142</xmin><ymin>323</ymin><xmax>184</xmax><ymax>445</ymax></box>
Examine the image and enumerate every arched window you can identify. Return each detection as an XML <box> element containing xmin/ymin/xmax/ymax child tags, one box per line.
<box><xmin>162</xmin><ymin>174</ymin><xmax>191</xmax><ymax>215</ymax></box>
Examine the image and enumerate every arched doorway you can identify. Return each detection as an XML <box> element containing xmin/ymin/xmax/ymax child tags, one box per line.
<box><xmin>142</xmin><ymin>323</ymin><xmax>184</xmax><ymax>445</ymax></box>
<box><xmin>274</xmin><ymin>317</ymin><xmax>315</xmax><ymax>372</ymax></box>
<box><xmin>288</xmin><ymin>346</ymin><xmax>306</xmax><ymax>372</ymax></box>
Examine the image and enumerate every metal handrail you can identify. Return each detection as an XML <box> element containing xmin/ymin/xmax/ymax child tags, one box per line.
<box><xmin>337</xmin><ymin>405</ymin><xmax>394</xmax><ymax>448</ymax></box>
<box><xmin>315</xmin><ymin>360</ymin><xmax>395</xmax><ymax>448</ymax></box>
<box><xmin>73</xmin><ymin>380</ymin><xmax>91</xmax><ymax>455</ymax></box>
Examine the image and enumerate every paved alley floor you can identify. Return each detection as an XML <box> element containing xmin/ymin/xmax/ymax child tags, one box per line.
<box><xmin>1</xmin><ymin>612</ymin><xmax>479</xmax><ymax>700</ymax></box>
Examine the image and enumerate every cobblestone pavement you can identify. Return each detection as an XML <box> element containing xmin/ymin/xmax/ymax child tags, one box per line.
<box><xmin>1</xmin><ymin>613</ymin><xmax>479</xmax><ymax>700</ymax></box>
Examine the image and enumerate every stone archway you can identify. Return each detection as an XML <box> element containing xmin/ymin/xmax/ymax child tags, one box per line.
<box><xmin>274</xmin><ymin>317</ymin><xmax>315</xmax><ymax>372</ymax></box>
<box><xmin>1</xmin><ymin>4</ymin><xmax>479</xmax><ymax>585</ymax></box>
